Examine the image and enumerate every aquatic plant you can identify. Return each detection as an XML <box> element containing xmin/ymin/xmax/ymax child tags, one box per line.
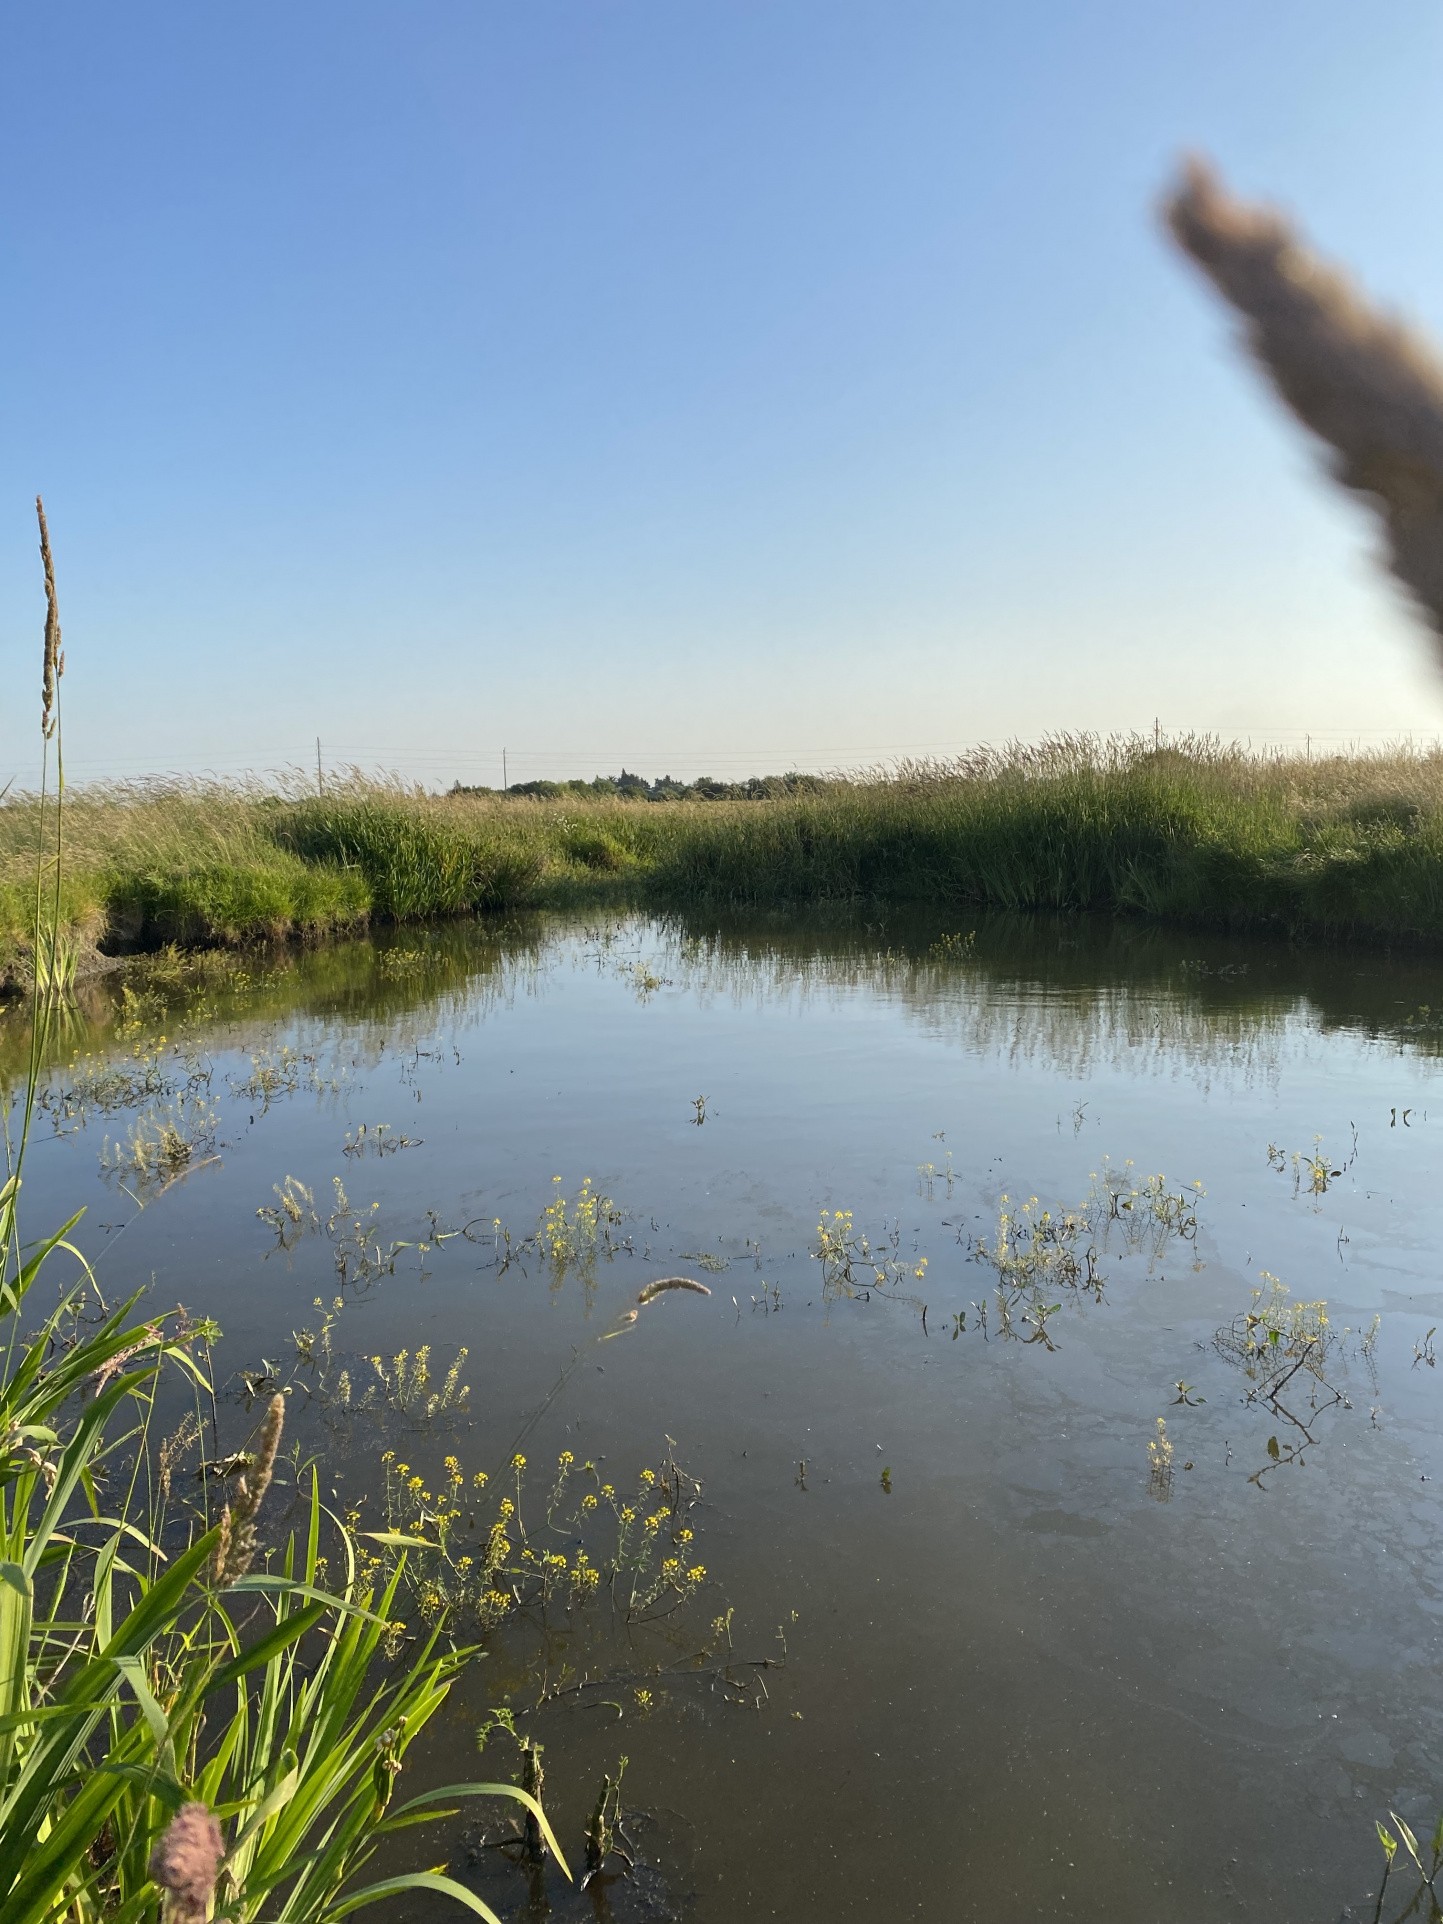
<box><xmin>342</xmin><ymin>1121</ymin><xmax>420</xmax><ymax>1156</ymax></box>
<box><xmin>353</xmin><ymin>1445</ymin><xmax>710</xmax><ymax>1637</ymax></box>
<box><xmin>232</xmin><ymin>1042</ymin><xmax>339</xmax><ymax>1109</ymax></box>
<box><xmin>488</xmin><ymin>1177</ymin><xmax>630</xmax><ymax>1296</ymax></box>
<box><xmin>1214</xmin><ymin>1271</ymin><xmax>1334</xmax><ymax>1396</ymax></box>
<box><xmin>813</xmin><ymin>1209</ymin><xmax>928</xmax><ymax>1295</ymax></box>
<box><xmin>1268</xmin><ymin>1129</ymin><xmax>1357</xmax><ymax>1198</ymax></box>
<box><xmin>959</xmin><ymin>1159</ymin><xmax>1205</xmax><ymax>1348</ymax></box>
<box><xmin>99</xmin><ymin>1088</ymin><xmax>220</xmax><ymax>1183</ymax></box>
<box><xmin>1146</xmin><ymin>1417</ymin><xmax>1175</xmax><ymax>1502</ymax></box>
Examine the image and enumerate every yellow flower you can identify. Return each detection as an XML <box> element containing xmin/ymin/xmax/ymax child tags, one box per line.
<box><xmin>511</xmin><ymin>1453</ymin><xmax>527</xmax><ymax>1471</ymax></box>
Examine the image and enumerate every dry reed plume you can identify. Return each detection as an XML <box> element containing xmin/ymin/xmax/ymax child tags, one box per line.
<box><xmin>1163</xmin><ymin>156</ymin><xmax>1443</xmax><ymax>668</ymax></box>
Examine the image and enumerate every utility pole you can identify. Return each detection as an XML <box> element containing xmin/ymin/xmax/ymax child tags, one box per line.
<box><xmin>316</xmin><ymin>736</ymin><xmax>324</xmax><ymax>796</ymax></box>
<box><xmin>503</xmin><ymin>747</ymin><xmax>508</xmax><ymax>792</ymax></box>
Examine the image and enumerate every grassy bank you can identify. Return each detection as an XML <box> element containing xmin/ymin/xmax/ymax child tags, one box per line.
<box><xmin>9</xmin><ymin>737</ymin><xmax>1443</xmax><ymax>978</ymax></box>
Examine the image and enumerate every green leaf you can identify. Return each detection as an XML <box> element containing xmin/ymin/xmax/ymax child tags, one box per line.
<box><xmin>222</xmin><ymin>1575</ymin><xmax>388</xmax><ymax>1623</ymax></box>
<box><xmin>207</xmin><ymin>1600</ymin><xmax>328</xmax><ymax>1694</ymax></box>
<box><xmin>1392</xmin><ymin>1811</ymin><xmax>1425</xmax><ymax>1874</ymax></box>
<box><xmin>389</xmin><ymin>1782</ymin><xmax>571</xmax><ymax>1880</ymax></box>
<box><xmin>323</xmin><ymin>1869</ymin><xmax>510</xmax><ymax>1922</ymax></box>
<box><xmin>115</xmin><ymin>1653</ymin><xmax>178</xmax><ymax>1780</ymax></box>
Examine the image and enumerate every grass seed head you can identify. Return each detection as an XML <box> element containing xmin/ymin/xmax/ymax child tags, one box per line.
<box><xmin>1163</xmin><ymin>154</ymin><xmax>1443</xmax><ymax>668</ymax></box>
<box><xmin>149</xmin><ymin>1801</ymin><xmax>223</xmax><ymax>1923</ymax></box>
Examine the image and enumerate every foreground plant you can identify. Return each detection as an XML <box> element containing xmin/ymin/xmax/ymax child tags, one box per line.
<box><xmin>0</xmin><ymin>503</ymin><xmax>559</xmax><ymax>1923</ymax></box>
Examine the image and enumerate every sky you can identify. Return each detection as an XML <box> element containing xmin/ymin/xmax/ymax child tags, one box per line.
<box><xmin>4</xmin><ymin>1</ymin><xmax>1443</xmax><ymax>789</ymax></box>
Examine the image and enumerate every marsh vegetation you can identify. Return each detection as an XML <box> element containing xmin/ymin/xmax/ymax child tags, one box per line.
<box><xmin>16</xmin><ymin>734</ymin><xmax>1443</xmax><ymax>988</ymax></box>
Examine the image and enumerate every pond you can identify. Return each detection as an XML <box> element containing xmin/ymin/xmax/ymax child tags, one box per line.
<box><xmin>15</xmin><ymin>908</ymin><xmax>1443</xmax><ymax>1923</ymax></box>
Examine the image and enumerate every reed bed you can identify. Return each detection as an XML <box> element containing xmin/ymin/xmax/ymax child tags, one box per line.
<box><xmin>7</xmin><ymin>735</ymin><xmax>1443</xmax><ymax>979</ymax></box>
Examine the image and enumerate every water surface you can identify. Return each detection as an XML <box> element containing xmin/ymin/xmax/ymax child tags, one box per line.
<box><xmin>16</xmin><ymin>909</ymin><xmax>1443</xmax><ymax>1923</ymax></box>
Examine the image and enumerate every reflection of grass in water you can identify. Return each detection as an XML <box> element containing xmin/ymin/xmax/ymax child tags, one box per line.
<box><xmin>658</xmin><ymin>904</ymin><xmax>1443</xmax><ymax>1074</ymax></box>
<box><xmin>0</xmin><ymin>917</ymin><xmax>547</xmax><ymax>1092</ymax></box>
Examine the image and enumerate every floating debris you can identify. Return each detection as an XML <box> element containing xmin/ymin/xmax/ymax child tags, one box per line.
<box><xmin>637</xmin><ymin>1276</ymin><xmax>712</xmax><ymax>1304</ymax></box>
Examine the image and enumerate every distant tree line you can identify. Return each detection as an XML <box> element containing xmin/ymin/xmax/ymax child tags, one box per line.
<box><xmin>448</xmin><ymin>769</ymin><xmax>831</xmax><ymax>802</ymax></box>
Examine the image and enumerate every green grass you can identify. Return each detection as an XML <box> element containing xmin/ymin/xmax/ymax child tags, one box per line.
<box><xmin>0</xmin><ymin>1215</ymin><xmax>566</xmax><ymax>1923</ymax></box>
<box><xmin>636</xmin><ymin>735</ymin><xmax>1443</xmax><ymax>942</ymax></box>
<box><xmin>267</xmin><ymin>793</ymin><xmax>543</xmax><ymax>919</ymax></box>
<box><xmin>11</xmin><ymin>736</ymin><xmax>1443</xmax><ymax>981</ymax></box>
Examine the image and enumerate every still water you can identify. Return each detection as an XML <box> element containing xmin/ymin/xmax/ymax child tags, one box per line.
<box><xmin>16</xmin><ymin>910</ymin><xmax>1443</xmax><ymax>1922</ymax></box>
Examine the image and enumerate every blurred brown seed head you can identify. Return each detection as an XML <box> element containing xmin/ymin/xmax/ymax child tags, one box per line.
<box><xmin>1162</xmin><ymin>155</ymin><xmax>1443</xmax><ymax>671</ymax></box>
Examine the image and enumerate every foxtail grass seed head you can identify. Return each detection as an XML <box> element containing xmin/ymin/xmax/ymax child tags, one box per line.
<box><xmin>212</xmin><ymin>1391</ymin><xmax>285</xmax><ymax>1584</ymax></box>
<box><xmin>36</xmin><ymin>495</ymin><xmax>63</xmax><ymax>741</ymax></box>
<box><xmin>1163</xmin><ymin>155</ymin><xmax>1443</xmax><ymax>669</ymax></box>
<box><xmin>149</xmin><ymin>1801</ymin><xmax>224</xmax><ymax>1924</ymax></box>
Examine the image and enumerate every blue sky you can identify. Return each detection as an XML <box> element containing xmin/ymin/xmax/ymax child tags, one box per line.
<box><xmin>4</xmin><ymin>2</ymin><xmax>1443</xmax><ymax>787</ymax></box>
